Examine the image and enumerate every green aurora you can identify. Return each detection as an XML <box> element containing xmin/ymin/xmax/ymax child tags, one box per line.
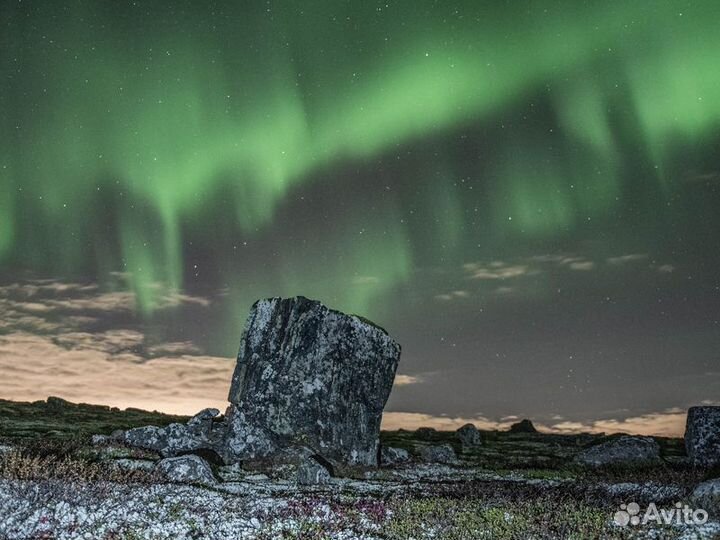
<box><xmin>1</xmin><ymin>0</ymin><xmax>719</xmax><ymax>354</ymax></box>
<box><xmin>2</xmin><ymin>0</ymin><xmax>720</xmax><ymax>431</ymax></box>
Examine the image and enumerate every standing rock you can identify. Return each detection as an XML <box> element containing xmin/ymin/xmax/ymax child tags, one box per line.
<box><xmin>225</xmin><ymin>297</ymin><xmax>401</xmax><ymax>466</ymax></box>
<box><xmin>509</xmin><ymin>419</ymin><xmax>538</xmax><ymax>433</ymax></box>
<box><xmin>574</xmin><ymin>436</ymin><xmax>661</xmax><ymax>467</ymax></box>
<box><xmin>296</xmin><ymin>457</ymin><xmax>332</xmax><ymax>485</ymax></box>
<box><xmin>155</xmin><ymin>455</ymin><xmax>216</xmax><ymax>485</ymax></box>
<box><xmin>380</xmin><ymin>446</ymin><xmax>411</xmax><ymax>466</ymax></box>
<box><xmin>420</xmin><ymin>444</ymin><xmax>457</xmax><ymax>464</ymax></box>
<box><xmin>685</xmin><ymin>406</ymin><xmax>720</xmax><ymax>467</ymax></box>
<box><xmin>456</xmin><ymin>424</ymin><xmax>482</xmax><ymax>447</ymax></box>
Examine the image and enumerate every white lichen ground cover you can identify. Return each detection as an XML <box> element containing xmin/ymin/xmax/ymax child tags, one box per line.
<box><xmin>2</xmin><ymin>474</ymin><xmax>720</xmax><ymax>540</ymax></box>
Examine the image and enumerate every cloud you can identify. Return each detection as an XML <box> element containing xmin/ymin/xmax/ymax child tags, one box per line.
<box><xmin>568</xmin><ymin>261</ymin><xmax>595</xmax><ymax>271</ymax></box>
<box><xmin>548</xmin><ymin>409</ymin><xmax>687</xmax><ymax>438</ymax></box>
<box><xmin>658</xmin><ymin>264</ymin><xmax>675</xmax><ymax>273</ymax></box>
<box><xmin>434</xmin><ymin>290</ymin><xmax>469</xmax><ymax>301</ymax></box>
<box><xmin>0</xmin><ymin>279</ymin><xmax>210</xmax><ymax>317</ymax></box>
<box><xmin>383</xmin><ymin>408</ymin><xmax>691</xmax><ymax>437</ymax></box>
<box><xmin>394</xmin><ymin>374</ymin><xmax>422</xmax><ymax>386</ymax></box>
<box><xmin>464</xmin><ymin>263</ymin><xmax>530</xmax><ymax>280</ymax></box>
<box><xmin>382</xmin><ymin>412</ymin><xmax>514</xmax><ymax>431</ymax></box>
<box><xmin>607</xmin><ymin>253</ymin><xmax>648</xmax><ymax>266</ymax></box>
<box><xmin>0</xmin><ymin>332</ymin><xmax>233</xmax><ymax>415</ymax></box>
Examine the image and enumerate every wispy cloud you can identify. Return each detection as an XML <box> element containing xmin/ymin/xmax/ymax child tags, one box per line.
<box><xmin>0</xmin><ymin>332</ymin><xmax>233</xmax><ymax>415</ymax></box>
<box><xmin>607</xmin><ymin>253</ymin><xmax>648</xmax><ymax>266</ymax></box>
<box><xmin>394</xmin><ymin>374</ymin><xmax>423</xmax><ymax>386</ymax></box>
<box><xmin>383</xmin><ymin>409</ymin><xmax>690</xmax><ymax>437</ymax></box>
<box><xmin>463</xmin><ymin>263</ymin><xmax>530</xmax><ymax>280</ymax></box>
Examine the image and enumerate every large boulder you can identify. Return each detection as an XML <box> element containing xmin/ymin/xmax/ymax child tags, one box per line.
<box><xmin>685</xmin><ymin>406</ymin><xmax>720</xmax><ymax>467</ymax></box>
<box><xmin>574</xmin><ymin>436</ymin><xmax>661</xmax><ymax>468</ymax></box>
<box><xmin>225</xmin><ymin>297</ymin><xmax>401</xmax><ymax>467</ymax></box>
<box><xmin>419</xmin><ymin>444</ymin><xmax>457</xmax><ymax>464</ymax></box>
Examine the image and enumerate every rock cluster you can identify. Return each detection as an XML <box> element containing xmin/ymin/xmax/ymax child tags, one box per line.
<box><xmin>121</xmin><ymin>408</ymin><xmax>224</xmax><ymax>459</ymax></box>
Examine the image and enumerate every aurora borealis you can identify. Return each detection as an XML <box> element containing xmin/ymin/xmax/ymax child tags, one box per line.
<box><xmin>1</xmin><ymin>1</ymin><xmax>719</xmax><ymax>435</ymax></box>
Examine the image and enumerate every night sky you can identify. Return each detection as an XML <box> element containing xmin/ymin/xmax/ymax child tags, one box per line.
<box><xmin>1</xmin><ymin>1</ymin><xmax>719</xmax><ymax>435</ymax></box>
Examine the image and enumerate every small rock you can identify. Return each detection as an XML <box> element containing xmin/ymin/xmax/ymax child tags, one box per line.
<box><xmin>380</xmin><ymin>446</ymin><xmax>411</xmax><ymax>466</ymax></box>
<box><xmin>574</xmin><ymin>436</ymin><xmax>661</xmax><ymax>468</ymax></box>
<box><xmin>509</xmin><ymin>419</ymin><xmax>538</xmax><ymax>433</ymax></box>
<box><xmin>187</xmin><ymin>408</ymin><xmax>220</xmax><ymax>436</ymax></box>
<box><xmin>296</xmin><ymin>457</ymin><xmax>332</xmax><ymax>485</ymax></box>
<box><xmin>419</xmin><ymin>444</ymin><xmax>457</xmax><ymax>464</ymax></box>
<box><xmin>415</xmin><ymin>427</ymin><xmax>437</xmax><ymax>440</ymax></box>
<box><xmin>91</xmin><ymin>434</ymin><xmax>109</xmax><ymax>445</ymax></box>
<box><xmin>685</xmin><ymin>406</ymin><xmax>720</xmax><ymax>467</ymax></box>
<box><xmin>155</xmin><ymin>455</ymin><xmax>216</xmax><ymax>485</ymax></box>
<box><xmin>456</xmin><ymin>423</ymin><xmax>482</xmax><ymax>447</ymax></box>
<box><xmin>692</xmin><ymin>479</ymin><xmax>720</xmax><ymax>516</ymax></box>
<box><xmin>112</xmin><ymin>459</ymin><xmax>156</xmax><ymax>472</ymax></box>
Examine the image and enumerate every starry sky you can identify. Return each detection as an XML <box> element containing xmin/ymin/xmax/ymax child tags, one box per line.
<box><xmin>1</xmin><ymin>1</ymin><xmax>719</xmax><ymax>436</ymax></box>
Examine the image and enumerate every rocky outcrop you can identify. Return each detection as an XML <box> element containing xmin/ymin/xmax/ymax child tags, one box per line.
<box><xmin>574</xmin><ymin>436</ymin><xmax>661</xmax><ymax>468</ymax></box>
<box><xmin>685</xmin><ymin>406</ymin><xmax>720</xmax><ymax>467</ymax></box>
<box><xmin>122</xmin><ymin>409</ymin><xmax>225</xmax><ymax>458</ymax></box>
<box><xmin>509</xmin><ymin>419</ymin><xmax>538</xmax><ymax>433</ymax></box>
<box><xmin>155</xmin><ymin>455</ymin><xmax>217</xmax><ymax>485</ymax></box>
<box><xmin>456</xmin><ymin>424</ymin><xmax>481</xmax><ymax>447</ymax></box>
<box><xmin>225</xmin><ymin>297</ymin><xmax>401</xmax><ymax>467</ymax></box>
<box><xmin>420</xmin><ymin>444</ymin><xmax>457</xmax><ymax>464</ymax></box>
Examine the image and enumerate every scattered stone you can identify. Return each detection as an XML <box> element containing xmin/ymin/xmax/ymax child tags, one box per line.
<box><xmin>380</xmin><ymin>446</ymin><xmax>411</xmax><ymax>466</ymax></box>
<box><xmin>456</xmin><ymin>423</ymin><xmax>482</xmax><ymax>447</ymax></box>
<box><xmin>415</xmin><ymin>427</ymin><xmax>437</xmax><ymax>440</ymax></box>
<box><xmin>692</xmin><ymin>479</ymin><xmax>720</xmax><ymax>516</ymax></box>
<box><xmin>155</xmin><ymin>455</ymin><xmax>216</xmax><ymax>485</ymax></box>
<box><xmin>419</xmin><ymin>444</ymin><xmax>457</xmax><ymax>464</ymax></box>
<box><xmin>0</xmin><ymin>444</ymin><xmax>14</xmax><ymax>455</ymax></box>
<box><xmin>296</xmin><ymin>457</ymin><xmax>332</xmax><ymax>485</ymax></box>
<box><xmin>225</xmin><ymin>297</ymin><xmax>401</xmax><ymax>466</ymax></box>
<box><xmin>685</xmin><ymin>406</ymin><xmax>720</xmax><ymax>467</ymax></box>
<box><xmin>574</xmin><ymin>436</ymin><xmax>661</xmax><ymax>468</ymax></box>
<box><xmin>509</xmin><ymin>419</ymin><xmax>538</xmax><ymax>433</ymax></box>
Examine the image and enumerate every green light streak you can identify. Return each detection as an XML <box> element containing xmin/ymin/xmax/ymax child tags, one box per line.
<box><xmin>2</xmin><ymin>1</ymin><xmax>719</xmax><ymax>312</ymax></box>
